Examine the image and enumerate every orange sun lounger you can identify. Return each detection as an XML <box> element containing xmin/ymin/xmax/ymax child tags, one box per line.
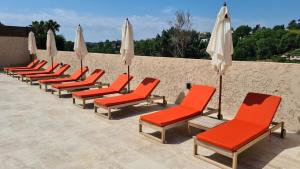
<box><xmin>51</xmin><ymin>69</ymin><xmax>105</xmax><ymax>97</ymax></box>
<box><xmin>193</xmin><ymin>92</ymin><xmax>285</xmax><ymax>169</ymax></box>
<box><xmin>17</xmin><ymin>63</ymin><xmax>59</xmax><ymax>81</ymax></box>
<box><xmin>38</xmin><ymin>66</ymin><xmax>89</xmax><ymax>91</ymax></box>
<box><xmin>24</xmin><ymin>64</ymin><xmax>71</xmax><ymax>85</ymax></box>
<box><xmin>94</xmin><ymin>77</ymin><xmax>167</xmax><ymax>119</ymax></box>
<box><xmin>8</xmin><ymin>60</ymin><xmax>47</xmax><ymax>76</ymax></box>
<box><xmin>72</xmin><ymin>73</ymin><xmax>133</xmax><ymax>109</ymax></box>
<box><xmin>4</xmin><ymin>59</ymin><xmax>39</xmax><ymax>74</ymax></box>
<box><xmin>139</xmin><ymin>85</ymin><xmax>216</xmax><ymax>143</ymax></box>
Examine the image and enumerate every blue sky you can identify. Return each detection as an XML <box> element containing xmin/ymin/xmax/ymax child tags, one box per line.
<box><xmin>0</xmin><ymin>0</ymin><xmax>299</xmax><ymax>42</ymax></box>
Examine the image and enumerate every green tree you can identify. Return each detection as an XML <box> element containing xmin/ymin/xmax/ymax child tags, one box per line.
<box><xmin>29</xmin><ymin>20</ymin><xmax>65</xmax><ymax>50</ymax></box>
<box><xmin>233</xmin><ymin>25</ymin><xmax>252</xmax><ymax>46</ymax></box>
<box><xmin>287</xmin><ymin>19</ymin><xmax>300</xmax><ymax>30</ymax></box>
<box><xmin>273</xmin><ymin>25</ymin><xmax>285</xmax><ymax>30</ymax></box>
<box><xmin>64</xmin><ymin>41</ymin><xmax>74</xmax><ymax>51</ymax></box>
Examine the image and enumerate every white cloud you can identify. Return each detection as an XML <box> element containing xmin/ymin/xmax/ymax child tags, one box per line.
<box><xmin>0</xmin><ymin>8</ymin><xmax>278</xmax><ymax>42</ymax></box>
<box><xmin>0</xmin><ymin>9</ymin><xmax>169</xmax><ymax>42</ymax></box>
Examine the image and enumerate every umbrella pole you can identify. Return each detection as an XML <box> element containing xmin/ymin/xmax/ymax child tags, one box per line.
<box><xmin>80</xmin><ymin>59</ymin><xmax>83</xmax><ymax>74</ymax></box>
<box><xmin>127</xmin><ymin>65</ymin><xmax>130</xmax><ymax>93</ymax></box>
<box><xmin>51</xmin><ymin>57</ymin><xmax>53</xmax><ymax>68</ymax></box>
<box><xmin>218</xmin><ymin>75</ymin><xmax>223</xmax><ymax>120</ymax></box>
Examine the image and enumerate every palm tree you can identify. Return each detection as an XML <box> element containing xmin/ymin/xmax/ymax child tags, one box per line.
<box><xmin>44</xmin><ymin>20</ymin><xmax>60</xmax><ymax>34</ymax></box>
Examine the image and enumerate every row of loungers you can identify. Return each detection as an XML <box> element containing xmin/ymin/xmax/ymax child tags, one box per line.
<box><xmin>3</xmin><ymin>59</ymin><xmax>286</xmax><ymax>169</ymax></box>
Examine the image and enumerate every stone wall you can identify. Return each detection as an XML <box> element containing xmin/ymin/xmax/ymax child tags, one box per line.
<box><xmin>0</xmin><ymin>36</ymin><xmax>30</xmax><ymax>68</ymax></box>
<box><xmin>37</xmin><ymin>50</ymin><xmax>300</xmax><ymax>131</ymax></box>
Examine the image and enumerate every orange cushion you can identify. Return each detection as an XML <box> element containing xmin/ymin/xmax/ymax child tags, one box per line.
<box><xmin>69</xmin><ymin>67</ymin><xmax>89</xmax><ymax>80</ymax></box>
<box><xmin>196</xmin><ymin>120</ymin><xmax>267</xmax><ymax>151</ymax></box>
<box><xmin>94</xmin><ymin>93</ymin><xmax>144</xmax><ymax>107</ymax></box>
<box><xmin>109</xmin><ymin>74</ymin><xmax>133</xmax><ymax>91</ymax></box>
<box><xmin>141</xmin><ymin>106</ymin><xmax>200</xmax><ymax>127</ymax></box>
<box><xmin>72</xmin><ymin>88</ymin><xmax>117</xmax><ymax>98</ymax></box>
<box><xmin>52</xmin><ymin>81</ymin><xmax>89</xmax><ymax>89</ymax></box>
<box><xmin>133</xmin><ymin>78</ymin><xmax>160</xmax><ymax>98</ymax></box>
<box><xmin>180</xmin><ymin>85</ymin><xmax>216</xmax><ymax>111</ymax></box>
<box><xmin>39</xmin><ymin>77</ymin><xmax>75</xmax><ymax>84</ymax></box>
<box><xmin>18</xmin><ymin>70</ymin><xmax>50</xmax><ymax>76</ymax></box>
<box><xmin>51</xmin><ymin>69</ymin><xmax>104</xmax><ymax>89</ymax></box>
<box><xmin>234</xmin><ymin>93</ymin><xmax>281</xmax><ymax>127</ymax></box>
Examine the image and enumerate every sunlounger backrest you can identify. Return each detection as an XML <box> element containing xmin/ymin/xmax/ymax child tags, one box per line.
<box><xmin>234</xmin><ymin>92</ymin><xmax>281</xmax><ymax>127</ymax></box>
<box><xmin>133</xmin><ymin>78</ymin><xmax>160</xmax><ymax>99</ymax></box>
<box><xmin>180</xmin><ymin>85</ymin><xmax>216</xmax><ymax>111</ymax></box>
<box><xmin>110</xmin><ymin>74</ymin><xmax>133</xmax><ymax>91</ymax></box>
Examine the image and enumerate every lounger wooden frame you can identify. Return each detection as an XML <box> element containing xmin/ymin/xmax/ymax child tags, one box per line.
<box><xmin>72</xmin><ymin>83</ymin><xmax>114</xmax><ymax>109</ymax></box>
<box><xmin>94</xmin><ymin>95</ymin><xmax>167</xmax><ymax>120</ymax></box>
<box><xmin>193</xmin><ymin>121</ymin><xmax>286</xmax><ymax>169</ymax></box>
<box><xmin>139</xmin><ymin>115</ymin><xmax>201</xmax><ymax>143</ymax></box>
<box><xmin>51</xmin><ymin>82</ymin><xmax>109</xmax><ymax>98</ymax></box>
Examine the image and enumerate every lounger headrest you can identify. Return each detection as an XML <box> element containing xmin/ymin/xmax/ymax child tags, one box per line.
<box><xmin>54</xmin><ymin>64</ymin><xmax>70</xmax><ymax>75</ymax></box>
<box><xmin>34</xmin><ymin>60</ymin><xmax>47</xmax><ymax>69</ymax></box>
<box><xmin>85</xmin><ymin>69</ymin><xmax>105</xmax><ymax>83</ymax></box>
<box><xmin>180</xmin><ymin>85</ymin><xmax>216</xmax><ymax>111</ymax></box>
<box><xmin>45</xmin><ymin>63</ymin><xmax>59</xmax><ymax>71</ymax></box>
<box><xmin>235</xmin><ymin>92</ymin><xmax>281</xmax><ymax>127</ymax></box>
<box><xmin>133</xmin><ymin>77</ymin><xmax>160</xmax><ymax>99</ymax></box>
<box><xmin>110</xmin><ymin>73</ymin><xmax>133</xmax><ymax>91</ymax></box>
<box><xmin>70</xmin><ymin>66</ymin><xmax>89</xmax><ymax>79</ymax></box>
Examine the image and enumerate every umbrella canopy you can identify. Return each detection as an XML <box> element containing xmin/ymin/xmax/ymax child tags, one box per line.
<box><xmin>120</xmin><ymin>19</ymin><xmax>134</xmax><ymax>66</ymax></box>
<box><xmin>206</xmin><ymin>5</ymin><xmax>233</xmax><ymax>75</ymax></box>
<box><xmin>46</xmin><ymin>29</ymin><xmax>58</xmax><ymax>68</ymax></box>
<box><xmin>120</xmin><ymin>19</ymin><xmax>134</xmax><ymax>92</ymax></box>
<box><xmin>74</xmin><ymin>25</ymin><xmax>88</xmax><ymax>60</ymax></box>
<box><xmin>206</xmin><ymin>4</ymin><xmax>233</xmax><ymax>119</ymax></box>
<box><xmin>28</xmin><ymin>31</ymin><xmax>37</xmax><ymax>55</ymax></box>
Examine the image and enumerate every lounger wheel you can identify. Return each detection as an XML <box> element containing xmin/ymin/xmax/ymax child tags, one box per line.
<box><xmin>280</xmin><ymin>129</ymin><xmax>286</xmax><ymax>138</ymax></box>
<box><xmin>217</xmin><ymin>114</ymin><xmax>223</xmax><ymax>120</ymax></box>
<box><xmin>162</xmin><ymin>99</ymin><xmax>167</xmax><ymax>107</ymax></box>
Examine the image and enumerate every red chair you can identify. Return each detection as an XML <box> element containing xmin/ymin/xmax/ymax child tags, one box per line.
<box><xmin>139</xmin><ymin>85</ymin><xmax>216</xmax><ymax>143</ymax></box>
<box><xmin>4</xmin><ymin>59</ymin><xmax>39</xmax><ymax>74</ymax></box>
<box><xmin>51</xmin><ymin>69</ymin><xmax>105</xmax><ymax>97</ymax></box>
<box><xmin>8</xmin><ymin>60</ymin><xmax>47</xmax><ymax>76</ymax></box>
<box><xmin>94</xmin><ymin>77</ymin><xmax>167</xmax><ymax>119</ymax></box>
<box><xmin>72</xmin><ymin>73</ymin><xmax>133</xmax><ymax>109</ymax></box>
<box><xmin>193</xmin><ymin>92</ymin><xmax>285</xmax><ymax>169</ymax></box>
<box><xmin>38</xmin><ymin>66</ymin><xmax>89</xmax><ymax>91</ymax></box>
<box><xmin>25</xmin><ymin>64</ymin><xmax>71</xmax><ymax>85</ymax></box>
<box><xmin>16</xmin><ymin>63</ymin><xmax>59</xmax><ymax>81</ymax></box>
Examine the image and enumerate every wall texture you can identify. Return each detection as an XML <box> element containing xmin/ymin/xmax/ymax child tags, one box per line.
<box><xmin>37</xmin><ymin>50</ymin><xmax>300</xmax><ymax>131</ymax></box>
<box><xmin>0</xmin><ymin>36</ymin><xmax>30</xmax><ymax>68</ymax></box>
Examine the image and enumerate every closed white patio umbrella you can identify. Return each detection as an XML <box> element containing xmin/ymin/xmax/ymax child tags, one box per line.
<box><xmin>206</xmin><ymin>3</ymin><xmax>233</xmax><ymax>119</ymax></box>
<box><xmin>46</xmin><ymin>29</ymin><xmax>58</xmax><ymax>68</ymax></box>
<box><xmin>120</xmin><ymin>18</ymin><xmax>134</xmax><ymax>92</ymax></box>
<box><xmin>28</xmin><ymin>31</ymin><xmax>37</xmax><ymax>58</ymax></box>
<box><xmin>74</xmin><ymin>24</ymin><xmax>88</xmax><ymax>73</ymax></box>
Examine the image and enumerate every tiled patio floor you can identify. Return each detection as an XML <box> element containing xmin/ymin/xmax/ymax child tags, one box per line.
<box><xmin>0</xmin><ymin>74</ymin><xmax>299</xmax><ymax>169</ymax></box>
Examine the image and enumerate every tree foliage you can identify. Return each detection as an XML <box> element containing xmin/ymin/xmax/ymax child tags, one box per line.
<box><xmin>28</xmin><ymin>17</ymin><xmax>300</xmax><ymax>63</ymax></box>
<box><xmin>29</xmin><ymin>20</ymin><xmax>65</xmax><ymax>50</ymax></box>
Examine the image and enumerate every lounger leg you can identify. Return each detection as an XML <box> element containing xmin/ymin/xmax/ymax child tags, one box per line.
<box><xmin>280</xmin><ymin>122</ymin><xmax>286</xmax><ymax>138</ymax></box>
<box><xmin>193</xmin><ymin>137</ymin><xmax>198</xmax><ymax>155</ymax></box>
<box><xmin>94</xmin><ymin>106</ymin><xmax>97</xmax><ymax>113</ymax></box>
<box><xmin>72</xmin><ymin>98</ymin><xmax>75</xmax><ymax>104</ymax></box>
<box><xmin>232</xmin><ymin>153</ymin><xmax>238</xmax><ymax>169</ymax></box>
<box><xmin>139</xmin><ymin>123</ymin><xmax>142</xmax><ymax>132</ymax></box>
<box><xmin>39</xmin><ymin>84</ymin><xmax>41</xmax><ymax>89</ymax></box>
<box><xmin>161</xmin><ymin>128</ymin><xmax>166</xmax><ymax>144</ymax></box>
<box><xmin>108</xmin><ymin>108</ymin><xmax>112</xmax><ymax>120</ymax></box>
<box><xmin>58</xmin><ymin>90</ymin><xmax>61</xmax><ymax>98</ymax></box>
<box><xmin>45</xmin><ymin>85</ymin><xmax>48</xmax><ymax>92</ymax></box>
<box><xmin>83</xmin><ymin>100</ymin><xmax>86</xmax><ymax>109</ymax></box>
